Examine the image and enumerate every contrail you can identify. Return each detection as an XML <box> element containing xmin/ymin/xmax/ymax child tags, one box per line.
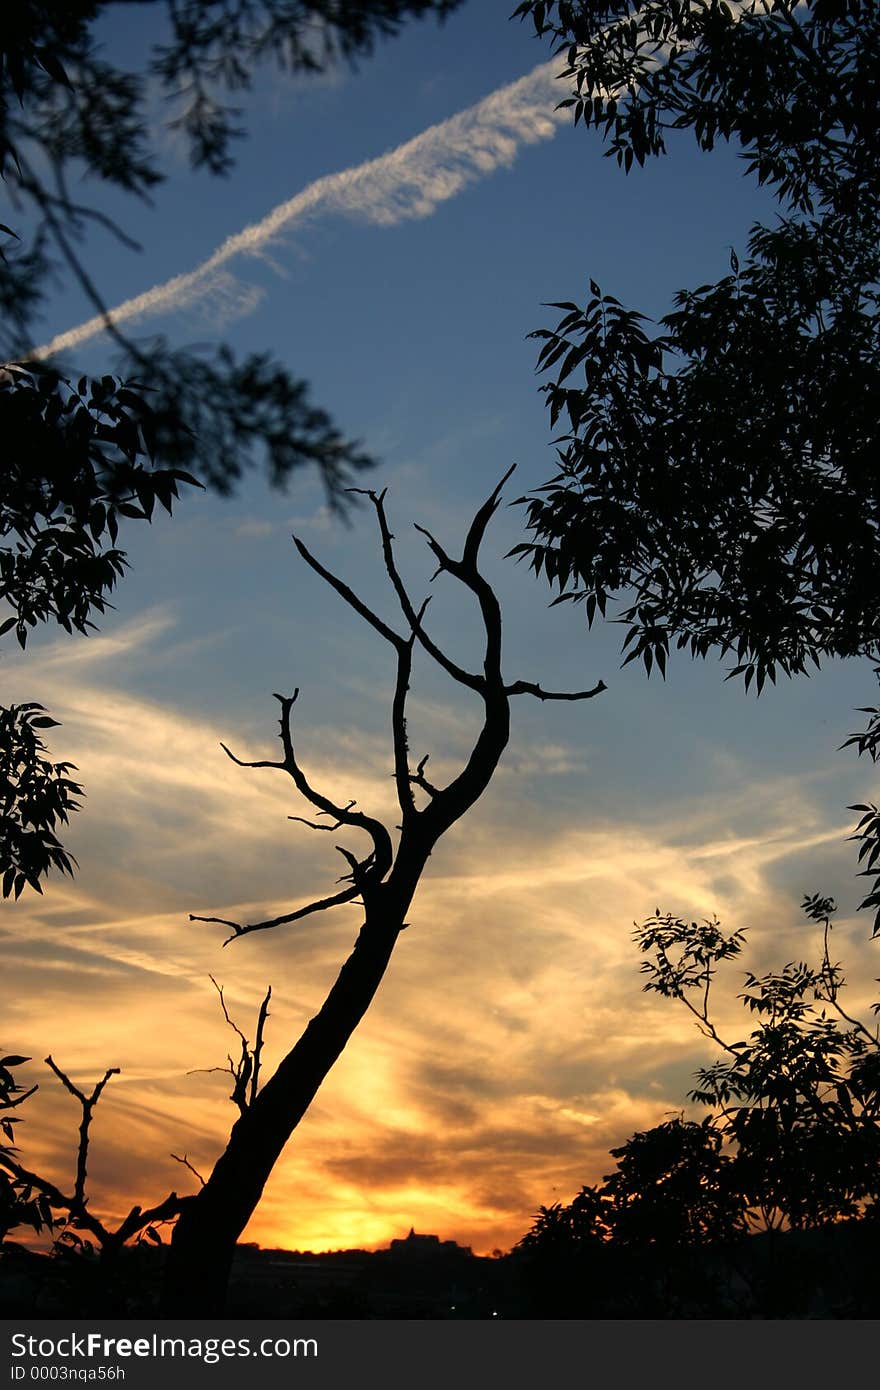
<box><xmin>33</xmin><ymin>56</ymin><xmax>570</xmax><ymax>360</ymax></box>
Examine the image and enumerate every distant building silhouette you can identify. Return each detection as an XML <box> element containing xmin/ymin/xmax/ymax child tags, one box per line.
<box><xmin>220</xmin><ymin>1227</ymin><xmax>487</xmax><ymax>1316</ymax></box>
<box><xmin>389</xmin><ymin>1228</ymin><xmax>471</xmax><ymax>1257</ymax></box>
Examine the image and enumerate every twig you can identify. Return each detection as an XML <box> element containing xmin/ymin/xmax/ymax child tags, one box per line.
<box><xmin>289</xmin><ymin>801</ymin><xmax>356</xmax><ymax>831</ymax></box>
<box><xmin>292</xmin><ymin>536</ymin><xmax>403</xmax><ymax>649</ymax></box>
<box><xmin>408</xmin><ymin>754</ymin><xmax>440</xmax><ymax>799</ymax></box>
<box><xmin>250</xmin><ymin>987</ymin><xmax>272</xmax><ymax>1105</ymax></box>
<box><xmin>170</xmin><ymin>1153</ymin><xmax>206</xmax><ymax>1188</ymax></box>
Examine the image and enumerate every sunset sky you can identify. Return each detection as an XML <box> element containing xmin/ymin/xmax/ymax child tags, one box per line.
<box><xmin>4</xmin><ymin>1</ymin><xmax>879</xmax><ymax>1257</ymax></box>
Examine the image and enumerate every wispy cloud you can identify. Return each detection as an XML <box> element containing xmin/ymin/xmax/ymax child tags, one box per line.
<box><xmin>8</xmin><ymin>609</ymin><xmax>176</xmax><ymax>672</ymax></box>
<box><xmin>7</xmin><ymin>612</ymin><xmax>866</xmax><ymax>1253</ymax></box>
<box><xmin>232</xmin><ymin>518</ymin><xmax>277</xmax><ymax>539</ymax></box>
<box><xmin>32</xmin><ymin>56</ymin><xmax>569</xmax><ymax>358</ymax></box>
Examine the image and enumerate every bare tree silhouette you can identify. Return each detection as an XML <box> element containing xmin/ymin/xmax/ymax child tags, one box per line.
<box><xmin>0</xmin><ymin>1057</ymin><xmax>181</xmax><ymax>1259</ymax></box>
<box><xmin>155</xmin><ymin>470</ymin><xmax>605</xmax><ymax>1314</ymax></box>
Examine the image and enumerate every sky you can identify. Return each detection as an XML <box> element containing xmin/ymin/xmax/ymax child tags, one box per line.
<box><xmin>3</xmin><ymin>0</ymin><xmax>879</xmax><ymax>1257</ymax></box>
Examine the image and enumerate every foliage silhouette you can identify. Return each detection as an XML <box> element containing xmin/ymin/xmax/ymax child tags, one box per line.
<box><xmin>636</xmin><ymin>896</ymin><xmax>880</xmax><ymax>1230</ymax></box>
<box><xmin>841</xmin><ymin>683</ymin><xmax>880</xmax><ymax>937</ymax></box>
<box><xmin>603</xmin><ymin>1116</ymin><xmax>745</xmax><ymax>1248</ymax></box>
<box><xmin>0</xmin><ymin>1052</ymin><xmax>49</xmax><ymax>1243</ymax></box>
<box><xmin>512</xmin><ymin>0</ymin><xmax>880</xmax><ymax>692</ymax></box>
<box><xmin>1</xmin><ymin>0</ymin><xmax>461</xmax><ymax>893</ymax></box>
<box><xmin>0</xmin><ymin>702</ymin><xmax>82</xmax><ymax>900</ymax></box>
<box><xmin>1</xmin><ymin>365</ymin><xmax>201</xmax><ymax>647</ymax></box>
<box><xmin>0</xmin><ymin>360</ymin><xmax>201</xmax><ymax>897</ymax></box>
<box><xmin>516</xmin><ymin>890</ymin><xmax>880</xmax><ymax>1315</ymax></box>
<box><xmin>1</xmin><ymin>1</ymin><xmax>464</xmax><ymax>195</ymax></box>
<box><xmin>1</xmin><ymin>0</ymin><xmax>461</xmax><ymax>477</ymax></box>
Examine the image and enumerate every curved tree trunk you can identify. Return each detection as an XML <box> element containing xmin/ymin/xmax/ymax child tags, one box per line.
<box><xmin>160</xmin><ymin>905</ymin><xmax>405</xmax><ymax>1315</ymax></box>
<box><xmin>158</xmin><ymin>477</ymin><xmax>603</xmax><ymax>1315</ymax></box>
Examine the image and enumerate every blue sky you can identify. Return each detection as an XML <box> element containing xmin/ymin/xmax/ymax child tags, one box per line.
<box><xmin>4</xmin><ymin>1</ymin><xmax>879</xmax><ymax>1254</ymax></box>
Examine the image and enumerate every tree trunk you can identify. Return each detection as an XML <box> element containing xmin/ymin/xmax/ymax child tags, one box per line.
<box><xmin>160</xmin><ymin>904</ymin><xmax>405</xmax><ymax>1315</ymax></box>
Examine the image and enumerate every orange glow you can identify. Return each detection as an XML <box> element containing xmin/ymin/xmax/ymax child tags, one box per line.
<box><xmin>4</xmin><ymin>618</ymin><xmax>864</xmax><ymax>1258</ymax></box>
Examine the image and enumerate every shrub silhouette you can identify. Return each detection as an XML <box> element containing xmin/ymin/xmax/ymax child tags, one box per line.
<box><xmin>516</xmin><ymin>894</ymin><xmax>880</xmax><ymax>1316</ymax></box>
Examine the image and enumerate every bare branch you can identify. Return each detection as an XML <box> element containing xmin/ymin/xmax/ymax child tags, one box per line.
<box><xmin>292</xmin><ymin>535</ymin><xmax>404</xmax><ymax>649</ymax></box>
<box><xmin>7</xmin><ymin>1056</ymin><xmax>187</xmax><ymax>1253</ymax></box>
<box><xmin>230</xmin><ymin>1050</ymin><xmax>253</xmax><ymax>1115</ymax></box>
<box><xmin>220</xmin><ymin>742</ymin><xmax>282</xmax><ymax>770</ymax></box>
<box><xmin>112</xmin><ymin>1191</ymin><xmax>185</xmax><ymax>1247</ymax></box>
<box><xmin>336</xmin><ymin>843</ymin><xmax>367</xmax><ymax>881</ymax></box>
<box><xmin>208</xmin><ymin>975</ymin><xmax>247</xmax><ymax>1048</ymax></box>
<box><xmin>250</xmin><ymin>987</ymin><xmax>272</xmax><ymax>1106</ymax></box>
<box><xmin>385</xmin><ymin>592</ymin><xmax>435</xmax><ymax>822</ymax></box>
<box><xmin>463</xmin><ymin>463</ymin><xmax>516</xmax><ymax>570</ymax></box>
<box><xmin>412</xmin><ymin>523</ymin><xmax>452</xmax><ymax>574</ymax></box>
<box><xmin>819</xmin><ymin>912</ymin><xmax>878</xmax><ymax>1046</ymax></box>
<box><xmin>193</xmin><ymin>470</ymin><xmax>602</xmax><ymax>985</ymax></box>
<box><xmin>390</xmin><ymin>637</ymin><xmax>416</xmax><ymax>821</ymax></box>
<box><xmin>202</xmin><ymin>688</ymin><xmax>394</xmax><ymax>945</ymax></box>
<box><xmin>411</xmin><ymin>463</ymin><xmax>514</xmax><ymax>585</ymax></box>
<box><xmin>274</xmin><ymin>691</ymin><xmax>393</xmax><ymax>879</ymax></box>
<box><xmin>189</xmin><ymin>913</ymin><xmax>241</xmax><ymax>934</ymax></box>
<box><xmin>359</xmin><ymin>488</ymin><xmax>483</xmax><ymax>693</ymax></box>
<box><xmin>288</xmin><ymin>800</ymin><xmax>356</xmax><ymax>831</ymax></box>
<box><xmin>505</xmin><ymin>678</ymin><xmax>608</xmax><ymax>701</ymax></box>
<box><xmin>45</xmin><ymin>1056</ymin><xmax>119</xmax><ymax>1210</ymax></box>
<box><xmin>190</xmin><ymin>980</ymin><xmax>273</xmax><ymax>1113</ymax></box>
<box><xmin>191</xmin><ymin>881</ymin><xmax>362</xmax><ymax>946</ymax></box>
<box><xmin>170</xmin><ymin>1153</ymin><xmax>206</xmax><ymax>1188</ymax></box>
<box><xmin>411</xmin><ymin>471</ymin><xmax>511</xmax><ymax>690</ymax></box>
<box><xmin>409</xmin><ymin>753</ymin><xmax>440</xmax><ymax>799</ymax></box>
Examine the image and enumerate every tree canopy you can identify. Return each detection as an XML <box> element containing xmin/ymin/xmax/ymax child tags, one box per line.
<box><xmin>512</xmin><ymin>0</ymin><xmax>880</xmax><ymax>691</ymax></box>
<box><xmin>2</xmin><ymin>0</ymin><xmax>462</xmax><ymax>487</ymax></box>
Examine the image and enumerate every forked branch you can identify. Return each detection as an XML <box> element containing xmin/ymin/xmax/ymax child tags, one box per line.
<box><xmin>195</xmin><ymin>473</ymin><xmax>606</xmax><ymax>944</ymax></box>
<box><xmin>194</xmin><ymin>977</ymin><xmax>274</xmax><ymax>1113</ymax></box>
<box><xmin>170</xmin><ymin>1152</ymin><xmax>207</xmax><ymax>1188</ymax></box>
<box><xmin>3</xmin><ymin>1058</ymin><xmax>185</xmax><ymax>1252</ymax></box>
<box><xmin>45</xmin><ymin>1054</ymin><xmax>119</xmax><ymax>1210</ymax></box>
<box><xmin>349</xmin><ymin>486</ymin><xmax>483</xmax><ymax>693</ymax></box>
